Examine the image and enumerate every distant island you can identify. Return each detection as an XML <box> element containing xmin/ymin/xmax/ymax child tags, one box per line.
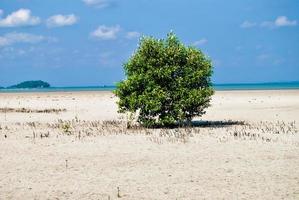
<box><xmin>8</xmin><ymin>80</ymin><xmax>50</xmax><ymax>89</ymax></box>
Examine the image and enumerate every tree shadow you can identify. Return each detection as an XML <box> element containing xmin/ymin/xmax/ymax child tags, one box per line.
<box><xmin>134</xmin><ymin>119</ymin><xmax>246</xmax><ymax>129</ymax></box>
<box><xmin>190</xmin><ymin>120</ymin><xmax>246</xmax><ymax>128</ymax></box>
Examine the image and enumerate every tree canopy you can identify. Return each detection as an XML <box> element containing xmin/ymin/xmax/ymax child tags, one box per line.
<box><xmin>115</xmin><ymin>32</ymin><xmax>214</xmax><ymax>127</ymax></box>
<box><xmin>8</xmin><ymin>80</ymin><xmax>50</xmax><ymax>89</ymax></box>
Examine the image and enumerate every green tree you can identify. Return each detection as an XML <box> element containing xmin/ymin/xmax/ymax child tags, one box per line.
<box><xmin>8</xmin><ymin>80</ymin><xmax>50</xmax><ymax>89</ymax></box>
<box><xmin>115</xmin><ymin>32</ymin><xmax>214</xmax><ymax>127</ymax></box>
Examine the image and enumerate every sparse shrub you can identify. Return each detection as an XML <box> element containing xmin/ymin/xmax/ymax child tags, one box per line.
<box><xmin>115</xmin><ymin>32</ymin><xmax>214</xmax><ymax>127</ymax></box>
<box><xmin>61</xmin><ymin>122</ymin><xmax>71</xmax><ymax>134</ymax></box>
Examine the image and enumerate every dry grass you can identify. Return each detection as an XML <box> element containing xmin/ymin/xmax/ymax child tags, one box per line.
<box><xmin>0</xmin><ymin>107</ymin><xmax>66</xmax><ymax>113</ymax></box>
<box><xmin>1</xmin><ymin>118</ymin><xmax>298</xmax><ymax>146</ymax></box>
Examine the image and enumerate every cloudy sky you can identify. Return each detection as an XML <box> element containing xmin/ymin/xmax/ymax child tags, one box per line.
<box><xmin>0</xmin><ymin>0</ymin><xmax>298</xmax><ymax>86</ymax></box>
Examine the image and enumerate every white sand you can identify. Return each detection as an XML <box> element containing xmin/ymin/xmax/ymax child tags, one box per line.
<box><xmin>0</xmin><ymin>90</ymin><xmax>298</xmax><ymax>199</ymax></box>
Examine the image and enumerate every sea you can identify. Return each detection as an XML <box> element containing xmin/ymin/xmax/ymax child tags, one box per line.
<box><xmin>0</xmin><ymin>82</ymin><xmax>299</xmax><ymax>93</ymax></box>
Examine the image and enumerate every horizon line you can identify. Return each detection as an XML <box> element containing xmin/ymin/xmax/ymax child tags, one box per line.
<box><xmin>52</xmin><ymin>80</ymin><xmax>299</xmax><ymax>88</ymax></box>
<box><xmin>2</xmin><ymin>80</ymin><xmax>299</xmax><ymax>88</ymax></box>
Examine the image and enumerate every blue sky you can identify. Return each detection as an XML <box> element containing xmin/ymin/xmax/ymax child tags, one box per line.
<box><xmin>0</xmin><ymin>0</ymin><xmax>298</xmax><ymax>87</ymax></box>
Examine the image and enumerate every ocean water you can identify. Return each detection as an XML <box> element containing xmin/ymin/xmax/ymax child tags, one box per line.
<box><xmin>0</xmin><ymin>86</ymin><xmax>116</xmax><ymax>93</ymax></box>
<box><xmin>213</xmin><ymin>82</ymin><xmax>299</xmax><ymax>91</ymax></box>
<box><xmin>0</xmin><ymin>82</ymin><xmax>299</xmax><ymax>93</ymax></box>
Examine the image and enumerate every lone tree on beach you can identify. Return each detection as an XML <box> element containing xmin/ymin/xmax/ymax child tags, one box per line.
<box><xmin>115</xmin><ymin>32</ymin><xmax>214</xmax><ymax>127</ymax></box>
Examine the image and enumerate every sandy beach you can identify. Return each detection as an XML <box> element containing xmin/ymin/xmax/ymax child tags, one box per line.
<box><xmin>0</xmin><ymin>90</ymin><xmax>299</xmax><ymax>199</ymax></box>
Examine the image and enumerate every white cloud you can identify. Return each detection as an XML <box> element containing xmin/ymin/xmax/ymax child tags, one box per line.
<box><xmin>0</xmin><ymin>9</ymin><xmax>40</xmax><ymax>27</ymax></box>
<box><xmin>46</xmin><ymin>14</ymin><xmax>78</xmax><ymax>28</ymax></box>
<box><xmin>240</xmin><ymin>21</ymin><xmax>257</xmax><ymax>28</ymax></box>
<box><xmin>193</xmin><ymin>38</ymin><xmax>208</xmax><ymax>46</ymax></box>
<box><xmin>243</xmin><ymin>16</ymin><xmax>297</xmax><ymax>29</ymax></box>
<box><xmin>91</xmin><ymin>25</ymin><xmax>120</xmax><ymax>40</ymax></box>
<box><xmin>82</xmin><ymin>0</ymin><xmax>111</xmax><ymax>8</ymax></box>
<box><xmin>0</xmin><ymin>32</ymin><xmax>55</xmax><ymax>47</ymax></box>
<box><xmin>275</xmin><ymin>16</ymin><xmax>297</xmax><ymax>27</ymax></box>
<box><xmin>126</xmin><ymin>31</ymin><xmax>141</xmax><ymax>39</ymax></box>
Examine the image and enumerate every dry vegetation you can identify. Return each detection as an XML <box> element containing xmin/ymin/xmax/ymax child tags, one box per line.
<box><xmin>0</xmin><ymin>107</ymin><xmax>66</xmax><ymax>113</ymax></box>
<box><xmin>1</xmin><ymin>118</ymin><xmax>298</xmax><ymax>146</ymax></box>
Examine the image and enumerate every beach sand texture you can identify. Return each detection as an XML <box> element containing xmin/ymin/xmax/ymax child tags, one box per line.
<box><xmin>0</xmin><ymin>90</ymin><xmax>299</xmax><ymax>199</ymax></box>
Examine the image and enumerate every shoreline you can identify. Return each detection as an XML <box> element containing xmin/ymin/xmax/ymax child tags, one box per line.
<box><xmin>1</xmin><ymin>88</ymin><xmax>299</xmax><ymax>94</ymax></box>
<box><xmin>1</xmin><ymin>81</ymin><xmax>299</xmax><ymax>93</ymax></box>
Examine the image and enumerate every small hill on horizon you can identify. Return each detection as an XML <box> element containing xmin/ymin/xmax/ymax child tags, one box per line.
<box><xmin>8</xmin><ymin>80</ymin><xmax>50</xmax><ymax>89</ymax></box>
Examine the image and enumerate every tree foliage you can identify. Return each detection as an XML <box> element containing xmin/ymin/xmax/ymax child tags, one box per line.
<box><xmin>8</xmin><ymin>80</ymin><xmax>50</xmax><ymax>89</ymax></box>
<box><xmin>115</xmin><ymin>32</ymin><xmax>214</xmax><ymax>127</ymax></box>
